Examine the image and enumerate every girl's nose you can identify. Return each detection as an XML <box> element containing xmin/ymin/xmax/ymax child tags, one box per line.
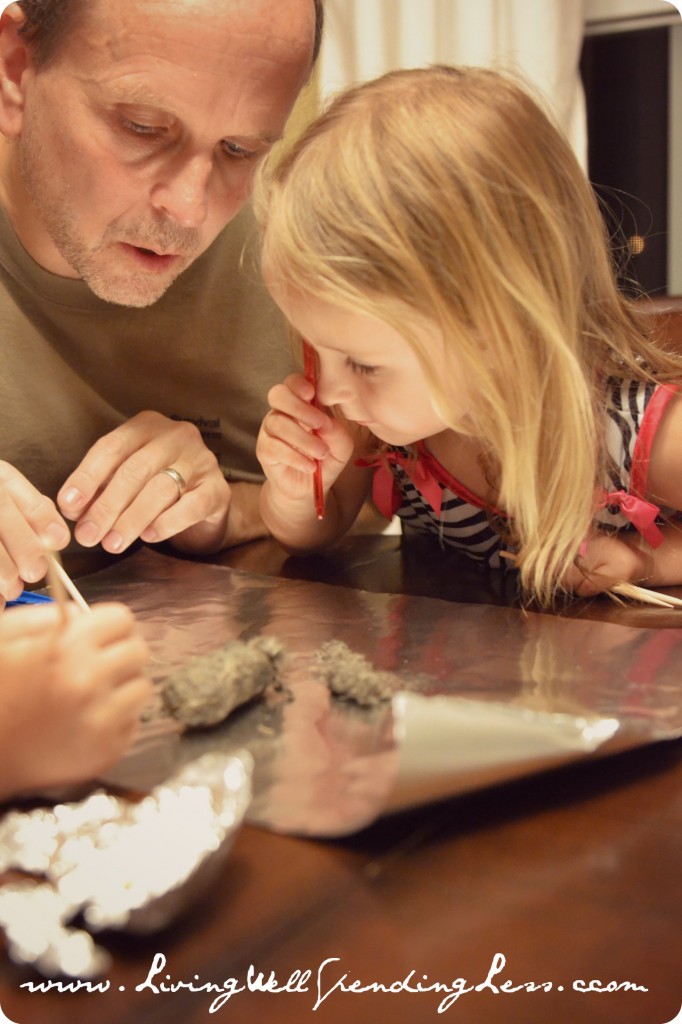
<box><xmin>316</xmin><ymin>362</ymin><xmax>354</xmax><ymax>408</ymax></box>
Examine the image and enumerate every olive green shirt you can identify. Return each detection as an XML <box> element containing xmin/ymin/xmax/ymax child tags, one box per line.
<box><xmin>0</xmin><ymin>202</ymin><xmax>293</xmax><ymax>503</ymax></box>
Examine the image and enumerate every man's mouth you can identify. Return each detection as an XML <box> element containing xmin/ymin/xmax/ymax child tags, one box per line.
<box><xmin>134</xmin><ymin>244</ymin><xmax>175</xmax><ymax>257</ymax></box>
<box><xmin>120</xmin><ymin>243</ymin><xmax>181</xmax><ymax>271</ymax></box>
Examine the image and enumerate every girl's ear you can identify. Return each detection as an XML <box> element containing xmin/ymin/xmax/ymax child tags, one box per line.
<box><xmin>0</xmin><ymin>3</ymin><xmax>32</xmax><ymax>139</ymax></box>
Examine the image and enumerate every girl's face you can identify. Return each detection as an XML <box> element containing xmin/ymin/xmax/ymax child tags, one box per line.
<box><xmin>273</xmin><ymin>289</ymin><xmax>468</xmax><ymax>446</ymax></box>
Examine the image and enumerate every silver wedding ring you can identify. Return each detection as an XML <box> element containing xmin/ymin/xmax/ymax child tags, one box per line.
<box><xmin>159</xmin><ymin>466</ymin><xmax>187</xmax><ymax>499</ymax></box>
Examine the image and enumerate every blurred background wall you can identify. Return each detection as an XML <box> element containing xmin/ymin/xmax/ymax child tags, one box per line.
<box><xmin>288</xmin><ymin>0</ymin><xmax>681</xmax><ymax>299</ymax></box>
<box><xmin>320</xmin><ymin>0</ymin><xmax>587</xmax><ymax>162</ymax></box>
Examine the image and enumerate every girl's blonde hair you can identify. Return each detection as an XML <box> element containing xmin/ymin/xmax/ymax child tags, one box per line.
<box><xmin>255</xmin><ymin>65</ymin><xmax>681</xmax><ymax>605</ymax></box>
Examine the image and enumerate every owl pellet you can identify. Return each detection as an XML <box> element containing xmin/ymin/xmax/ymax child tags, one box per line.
<box><xmin>314</xmin><ymin>640</ymin><xmax>398</xmax><ymax>707</ymax></box>
<box><xmin>161</xmin><ymin>636</ymin><xmax>285</xmax><ymax>729</ymax></box>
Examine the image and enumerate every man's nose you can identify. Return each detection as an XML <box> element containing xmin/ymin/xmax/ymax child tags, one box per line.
<box><xmin>150</xmin><ymin>154</ymin><xmax>212</xmax><ymax>228</ymax></box>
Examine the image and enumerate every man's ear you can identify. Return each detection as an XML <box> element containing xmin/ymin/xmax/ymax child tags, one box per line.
<box><xmin>0</xmin><ymin>3</ymin><xmax>32</xmax><ymax>139</ymax></box>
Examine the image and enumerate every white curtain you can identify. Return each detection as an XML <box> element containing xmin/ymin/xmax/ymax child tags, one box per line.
<box><xmin>320</xmin><ymin>0</ymin><xmax>587</xmax><ymax>165</ymax></box>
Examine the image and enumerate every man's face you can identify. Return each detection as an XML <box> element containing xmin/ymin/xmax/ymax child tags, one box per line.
<box><xmin>14</xmin><ymin>0</ymin><xmax>314</xmax><ymax>306</ymax></box>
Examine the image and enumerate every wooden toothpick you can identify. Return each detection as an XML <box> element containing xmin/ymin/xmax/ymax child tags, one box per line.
<box><xmin>44</xmin><ymin>550</ymin><xmax>91</xmax><ymax>616</ymax></box>
<box><xmin>610</xmin><ymin>581</ymin><xmax>682</xmax><ymax>609</ymax></box>
<box><xmin>500</xmin><ymin>551</ymin><xmax>682</xmax><ymax>608</ymax></box>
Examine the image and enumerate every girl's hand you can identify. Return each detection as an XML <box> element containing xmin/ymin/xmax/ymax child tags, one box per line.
<box><xmin>560</xmin><ymin>531</ymin><xmax>651</xmax><ymax>597</ymax></box>
<box><xmin>0</xmin><ymin>602</ymin><xmax>152</xmax><ymax>800</ymax></box>
<box><xmin>257</xmin><ymin>374</ymin><xmax>355</xmax><ymax>507</ymax></box>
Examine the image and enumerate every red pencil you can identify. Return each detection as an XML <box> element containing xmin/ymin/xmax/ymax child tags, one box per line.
<box><xmin>302</xmin><ymin>340</ymin><xmax>325</xmax><ymax>520</ymax></box>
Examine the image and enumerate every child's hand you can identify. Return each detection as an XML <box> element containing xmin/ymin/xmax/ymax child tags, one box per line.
<box><xmin>0</xmin><ymin>602</ymin><xmax>152</xmax><ymax>800</ymax></box>
<box><xmin>257</xmin><ymin>373</ymin><xmax>355</xmax><ymax>507</ymax></box>
<box><xmin>560</xmin><ymin>531</ymin><xmax>650</xmax><ymax>597</ymax></box>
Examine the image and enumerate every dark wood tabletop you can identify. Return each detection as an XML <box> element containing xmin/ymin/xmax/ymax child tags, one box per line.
<box><xmin>1</xmin><ymin>534</ymin><xmax>681</xmax><ymax>1024</ymax></box>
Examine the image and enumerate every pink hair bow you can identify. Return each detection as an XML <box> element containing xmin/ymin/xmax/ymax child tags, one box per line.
<box><xmin>602</xmin><ymin>489</ymin><xmax>664</xmax><ymax>548</ymax></box>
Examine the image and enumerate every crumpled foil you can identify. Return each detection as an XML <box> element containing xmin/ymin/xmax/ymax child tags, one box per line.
<box><xmin>0</xmin><ymin>750</ymin><xmax>252</xmax><ymax>978</ymax></box>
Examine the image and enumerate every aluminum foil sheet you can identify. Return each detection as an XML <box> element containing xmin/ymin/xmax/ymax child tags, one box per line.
<box><xmin>0</xmin><ymin>750</ymin><xmax>252</xmax><ymax>978</ymax></box>
<box><xmin>2</xmin><ymin>546</ymin><xmax>682</xmax><ymax>978</ymax></box>
<box><xmin>75</xmin><ymin>547</ymin><xmax>682</xmax><ymax>836</ymax></box>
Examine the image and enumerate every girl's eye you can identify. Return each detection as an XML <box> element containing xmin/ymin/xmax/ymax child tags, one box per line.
<box><xmin>347</xmin><ymin>357</ymin><xmax>378</xmax><ymax>376</ymax></box>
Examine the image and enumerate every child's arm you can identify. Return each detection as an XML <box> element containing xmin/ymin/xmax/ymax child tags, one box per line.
<box><xmin>561</xmin><ymin>530</ymin><xmax>658</xmax><ymax>596</ymax></box>
<box><xmin>562</xmin><ymin>391</ymin><xmax>682</xmax><ymax>596</ymax></box>
<box><xmin>636</xmin><ymin>389</ymin><xmax>682</xmax><ymax>585</ymax></box>
<box><xmin>257</xmin><ymin>373</ymin><xmax>373</xmax><ymax>551</ymax></box>
<box><xmin>0</xmin><ymin>602</ymin><xmax>152</xmax><ymax>801</ymax></box>
<box><xmin>561</xmin><ymin>523</ymin><xmax>682</xmax><ymax>597</ymax></box>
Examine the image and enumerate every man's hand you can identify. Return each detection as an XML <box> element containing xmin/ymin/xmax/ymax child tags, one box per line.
<box><xmin>57</xmin><ymin>411</ymin><xmax>233</xmax><ymax>555</ymax></box>
<box><xmin>0</xmin><ymin>461</ymin><xmax>71</xmax><ymax>603</ymax></box>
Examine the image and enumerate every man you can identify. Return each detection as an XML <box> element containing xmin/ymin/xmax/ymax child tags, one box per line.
<box><xmin>0</xmin><ymin>0</ymin><xmax>322</xmax><ymax>602</ymax></box>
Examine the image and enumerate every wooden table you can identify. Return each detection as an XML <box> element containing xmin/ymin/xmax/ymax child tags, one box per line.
<box><xmin>1</xmin><ymin>535</ymin><xmax>681</xmax><ymax>1024</ymax></box>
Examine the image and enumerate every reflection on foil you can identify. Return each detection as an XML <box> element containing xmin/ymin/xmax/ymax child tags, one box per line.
<box><xmin>0</xmin><ymin>751</ymin><xmax>251</xmax><ymax>978</ymax></box>
<box><xmin>79</xmin><ymin>548</ymin><xmax>682</xmax><ymax>837</ymax></box>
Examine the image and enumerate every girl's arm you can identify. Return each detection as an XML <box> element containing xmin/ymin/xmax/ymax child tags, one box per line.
<box><xmin>257</xmin><ymin>373</ymin><xmax>373</xmax><ymax>551</ymax></box>
<box><xmin>639</xmin><ymin>389</ymin><xmax>682</xmax><ymax>585</ymax></box>
<box><xmin>564</xmin><ymin>391</ymin><xmax>682</xmax><ymax>595</ymax></box>
<box><xmin>0</xmin><ymin>603</ymin><xmax>152</xmax><ymax>801</ymax></box>
<box><xmin>646</xmin><ymin>390</ymin><xmax>682</xmax><ymax>515</ymax></box>
<box><xmin>561</xmin><ymin>527</ymin><xmax>678</xmax><ymax>596</ymax></box>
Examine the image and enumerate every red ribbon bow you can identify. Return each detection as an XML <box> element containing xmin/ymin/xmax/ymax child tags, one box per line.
<box><xmin>357</xmin><ymin>451</ymin><xmax>443</xmax><ymax>519</ymax></box>
<box><xmin>602</xmin><ymin>489</ymin><xmax>664</xmax><ymax>548</ymax></box>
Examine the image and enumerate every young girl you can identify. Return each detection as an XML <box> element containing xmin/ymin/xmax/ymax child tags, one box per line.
<box><xmin>254</xmin><ymin>65</ymin><xmax>682</xmax><ymax>606</ymax></box>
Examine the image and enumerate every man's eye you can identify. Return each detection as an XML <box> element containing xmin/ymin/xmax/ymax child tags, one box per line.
<box><xmin>121</xmin><ymin>117</ymin><xmax>161</xmax><ymax>137</ymax></box>
<box><xmin>223</xmin><ymin>140</ymin><xmax>255</xmax><ymax>160</ymax></box>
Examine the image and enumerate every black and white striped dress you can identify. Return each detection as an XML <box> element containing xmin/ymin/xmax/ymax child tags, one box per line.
<box><xmin>367</xmin><ymin>378</ymin><xmax>680</xmax><ymax>570</ymax></box>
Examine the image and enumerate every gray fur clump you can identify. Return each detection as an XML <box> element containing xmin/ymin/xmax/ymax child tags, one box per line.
<box><xmin>161</xmin><ymin>636</ymin><xmax>285</xmax><ymax>729</ymax></box>
<box><xmin>314</xmin><ymin>640</ymin><xmax>398</xmax><ymax>707</ymax></box>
